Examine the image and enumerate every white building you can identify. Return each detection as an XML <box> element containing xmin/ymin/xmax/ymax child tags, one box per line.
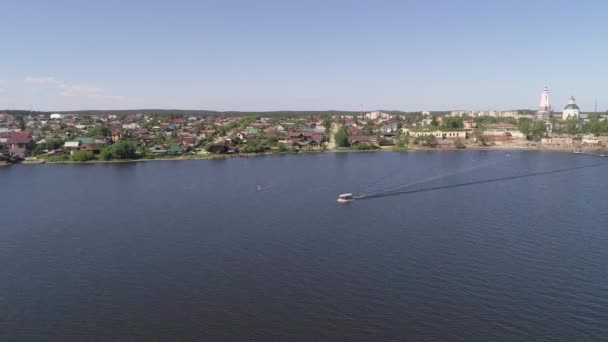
<box><xmin>562</xmin><ymin>96</ymin><xmax>580</xmax><ymax>120</ymax></box>
<box><xmin>364</xmin><ymin>111</ymin><xmax>391</xmax><ymax>120</ymax></box>
<box><xmin>50</xmin><ymin>113</ymin><xmax>65</xmax><ymax>120</ymax></box>
<box><xmin>537</xmin><ymin>86</ymin><xmax>552</xmax><ymax>121</ymax></box>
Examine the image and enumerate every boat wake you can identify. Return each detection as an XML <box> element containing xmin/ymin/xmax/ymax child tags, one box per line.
<box><xmin>356</xmin><ymin>162</ymin><xmax>608</xmax><ymax>201</ymax></box>
<box><xmin>353</xmin><ymin>157</ymin><xmax>504</xmax><ymax>200</ymax></box>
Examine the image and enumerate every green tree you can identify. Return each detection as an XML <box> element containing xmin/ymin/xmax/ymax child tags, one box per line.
<box><xmin>430</xmin><ymin>116</ymin><xmax>439</xmax><ymax>127</ymax></box>
<box><xmin>414</xmin><ymin>134</ymin><xmax>437</xmax><ymax>147</ymax></box>
<box><xmin>277</xmin><ymin>143</ymin><xmax>288</xmax><ymax>152</ymax></box>
<box><xmin>99</xmin><ymin>140</ymin><xmax>137</xmax><ymax>160</ymax></box>
<box><xmin>356</xmin><ymin>143</ymin><xmax>379</xmax><ymax>151</ymax></box>
<box><xmin>322</xmin><ymin>118</ymin><xmax>333</xmax><ymax>132</ymax></box>
<box><xmin>442</xmin><ymin>116</ymin><xmax>464</xmax><ymax>130</ymax></box>
<box><xmin>266</xmin><ymin>136</ymin><xmax>279</xmax><ymax>146</ymax></box>
<box><xmin>583</xmin><ymin>114</ymin><xmax>608</xmax><ymax>135</ymax></box>
<box><xmin>17</xmin><ymin>115</ymin><xmax>26</xmax><ymax>131</ymax></box>
<box><xmin>87</xmin><ymin>125</ymin><xmax>110</xmax><ymax>137</ymax></box>
<box><xmin>334</xmin><ymin>126</ymin><xmax>350</xmax><ymax>147</ymax></box>
<box><xmin>71</xmin><ymin>150</ymin><xmax>95</xmax><ymax>162</ymax></box>
<box><xmin>242</xmin><ymin>140</ymin><xmax>265</xmax><ymax>153</ymax></box>
<box><xmin>112</xmin><ymin>140</ymin><xmax>137</xmax><ymax>159</ymax></box>
<box><xmin>203</xmin><ymin>142</ymin><xmax>214</xmax><ymax>152</ymax></box>
<box><xmin>454</xmin><ymin>137</ymin><xmax>466</xmax><ymax>149</ymax></box>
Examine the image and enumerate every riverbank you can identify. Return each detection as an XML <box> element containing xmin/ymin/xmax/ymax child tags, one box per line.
<box><xmin>17</xmin><ymin>144</ymin><xmax>607</xmax><ymax>165</ymax></box>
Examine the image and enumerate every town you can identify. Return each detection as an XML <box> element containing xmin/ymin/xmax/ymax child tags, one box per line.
<box><xmin>1</xmin><ymin>87</ymin><xmax>608</xmax><ymax>165</ymax></box>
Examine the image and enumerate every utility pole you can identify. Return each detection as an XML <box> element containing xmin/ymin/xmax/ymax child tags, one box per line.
<box><xmin>595</xmin><ymin>99</ymin><xmax>597</xmax><ymax>113</ymax></box>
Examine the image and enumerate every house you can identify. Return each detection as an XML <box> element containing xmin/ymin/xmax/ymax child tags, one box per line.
<box><xmin>175</xmin><ymin>136</ymin><xmax>200</xmax><ymax>147</ymax></box>
<box><xmin>201</xmin><ymin>129</ymin><xmax>216</xmax><ymax>139</ymax></box>
<box><xmin>6</xmin><ymin>132</ymin><xmax>33</xmax><ymax>157</ymax></box>
<box><xmin>541</xmin><ymin>136</ymin><xmax>577</xmax><ymax>146</ymax></box>
<box><xmin>483</xmin><ymin>123</ymin><xmax>525</xmax><ymax>140</ymax></box>
<box><xmin>111</xmin><ymin>127</ymin><xmax>123</xmax><ymax>142</ymax></box>
<box><xmin>122</xmin><ymin>123</ymin><xmax>139</xmax><ymax>130</ymax></box>
<box><xmin>207</xmin><ymin>143</ymin><xmax>228</xmax><ymax>154</ymax></box>
<box><xmin>406</xmin><ymin>130</ymin><xmax>467</xmax><ymax>140</ymax></box>
<box><xmin>380</xmin><ymin>123</ymin><xmax>398</xmax><ymax>133</ymax></box>
<box><xmin>73</xmin><ymin>137</ymin><xmax>95</xmax><ymax>145</ymax></box>
<box><xmin>83</xmin><ymin>144</ymin><xmax>100</xmax><ymax>154</ymax></box>
<box><xmin>64</xmin><ymin>141</ymin><xmax>82</xmax><ymax>152</ymax></box>
<box><xmin>463</xmin><ymin>120</ymin><xmax>477</xmax><ymax>129</ymax></box>
<box><xmin>350</xmin><ymin>135</ymin><xmax>379</xmax><ymax>146</ymax></box>
<box><xmin>150</xmin><ymin>145</ymin><xmax>168</xmax><ymax>154</ymax></box>
<box><xmin>168</xmin><ymin>145</ymin><xmax>186</xmax><ymax>155</ymax></box>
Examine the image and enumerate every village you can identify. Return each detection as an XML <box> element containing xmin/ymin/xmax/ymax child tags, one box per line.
<box><xmin>1</xmin><ymin>88</ymin><xmax>608</xmax><ymax>163</ymax></box>
<box><xmin>1</xmin><ymin>107</ymin><xmax>607</xmax><ymax>165</ymax></box>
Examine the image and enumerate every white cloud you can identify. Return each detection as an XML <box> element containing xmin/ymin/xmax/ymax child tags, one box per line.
<box><xmin>24</xmin><ymin>76</ymin><xmax>60</xmax><ymax>85</ymax></box>
<box><xmin>23</xmin><ymin>75</ymin><xmax>124</xmax><ymax>101</ymax></box>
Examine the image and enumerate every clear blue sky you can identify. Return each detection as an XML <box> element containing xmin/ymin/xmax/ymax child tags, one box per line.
<box><xmin>1</xmin><ymin>0</ymin><xmax>606</xmax><ymax>112</ymax></box>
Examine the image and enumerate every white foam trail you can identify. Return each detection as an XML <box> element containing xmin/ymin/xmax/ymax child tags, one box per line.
<box><xmin>354</xmin><ymin>156</ymin><xmax>507</xmax><ymax>199</ymax></box>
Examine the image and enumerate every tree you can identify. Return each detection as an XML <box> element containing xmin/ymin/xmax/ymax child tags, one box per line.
<box><xmin>430</xmin><ymin>116</ymin><xmax>439</xmax><ymax>127</ymax></box>
<box><xmin>334</xmin><ymin>126</ymin><xmax>350</xmax><ymax>147</ymax></box>
<box><xmin>112</xmin><ymin>140</ymin><xmax>137</xmax><ymax>159</ymax></box>
<box><xmin>277</xmin><ymin>143</ymin><xmax>288</xmax><ymax>152</ymax></box>
<box><xmin>414</xmin><ymin>134</ymin><xmax>437</xmax><ymax>147</ymax></box>
<box><xmin>442</xmin><ymin>116</ymin><xmax>464</xmax><ymax>130</ymax></box>
<box><xmin>87</xmin><ymin>125</ymin><xmax>110</xmax><ymax>137</ymax></box>
<box><xmin>560</xmin><ymin>118</ymin><xmax>581</xmax><ymax>135</ymax></box>
<box><xmin>356</xmin><ymin>143</ymin><xmax>379</xmax><ymax>151</ymax></box>
<box><xmin>32</xmin><ymin>138</ymin><xmax>65</xmax><ymax>155</ymax></box>
<box><xmin>17</xmin><ymin>115</ymin><xmax>26</xmax><ymax>131</ymax></box>
<box><xmin>583</xmin><ymin>114</ymin><xmax>608</xmax><ymax>135</ymax></box>
<box><xmin>71</xmin><ymin>150</ymin><xmax>95</xmax><ymax>162</ymax></box>
<box><xmin>203</xmin><ymin>142</ymin><xmax>214</xmax><ymax>152</ymax></box>
<box><xmin>322</xmin><ymin>118</ymin><xmax>333</xmax><ymax>132</ymax></box>
<box><xmin>99</xmin><ymin>140</ymin><xmax>137</xmax><ymax>160</ymax></box>
<box><xmin>454</xmin><ymin>137</ymin><xmax>466</xmax><ymax>149</ymax></box>
<box><xmin>475</xmin><ymin>127</ymin><xmax>488</xmax><ymax>145</ymax></box>
<box><xmin>266</xmin><ymin>136</ymin><xmax>279</xmax><ymax>146</ymax></box>
<box><xmin>518</xmin><ymin>118</ymin><xmax>546</xmax><ymax>141</ymax></box>
<box><xmin>242</xmin><ymin>140</ymin><xmax>265</xmax><ymax>153</ymax></box>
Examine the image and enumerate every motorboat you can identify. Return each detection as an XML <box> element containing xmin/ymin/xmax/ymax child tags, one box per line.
<box><xmin>337</xmin><ymin>193</ymin><xmax>353</xmax><ymax>203</ymax></box>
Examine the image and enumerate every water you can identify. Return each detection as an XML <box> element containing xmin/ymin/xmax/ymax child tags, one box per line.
<box><xmin>1</xmin><ymin>151</ymin><xmax>608</xmax><ymax>341</ymax></box>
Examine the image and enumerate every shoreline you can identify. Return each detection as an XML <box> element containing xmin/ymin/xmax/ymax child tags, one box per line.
<box><xmin>16</xmin><ymin>145</ymin><xmax>606</xmax><ymax>165</ymax></box>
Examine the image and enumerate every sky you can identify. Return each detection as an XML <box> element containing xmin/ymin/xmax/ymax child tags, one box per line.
<box><xmin>0</xmin><ymin>0</ymin><xmax>607</xmax><ymax>112</ymax></box>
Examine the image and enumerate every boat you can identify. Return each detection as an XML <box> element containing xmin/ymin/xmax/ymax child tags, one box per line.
<box><xmin>337</xmin><ymin>193</ymin><xmax>354</xmax><ymax>203</ymax></box>
<box><xmin>257</xmin><ymin>185</ymin><xmax>262</xmax><ymax>191</ymax></box>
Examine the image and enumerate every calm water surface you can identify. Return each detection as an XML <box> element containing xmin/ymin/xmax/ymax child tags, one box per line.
<box><xmin>1</xmin><ymin>151</ymin><xmax>608</xmax><ymax>341</ymax></box>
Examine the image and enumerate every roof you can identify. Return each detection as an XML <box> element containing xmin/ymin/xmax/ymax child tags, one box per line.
<box><xmin>7</xmin><ymin>132</ymin><xmax>32</xmax><ymax>144</ymax></box>
<box><xmin>74</xmin><ymin>136</ymin><xmax>94</xmax><ymax>145</ymax></box>
<box><xmin>564</xmin><ymin>104</ymin><xmax>580</xmax><ymax>110</ymax></box>
<box><xmin>65</xmin><ymin>141</ymin><xmax>81</xmax><ymax>148</ymax></box>
<box><xmin>350</xmin><ymin>135</ymin><xmax>377</xmax><ymax>143</ymax></box>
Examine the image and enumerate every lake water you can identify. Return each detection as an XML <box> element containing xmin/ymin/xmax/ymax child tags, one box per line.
<box><xmin>2</xmin><ymin>151</ymin><xmax>608</xmax><ymax>341</ymax></box>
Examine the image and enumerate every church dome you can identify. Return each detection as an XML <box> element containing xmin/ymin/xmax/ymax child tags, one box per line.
<box><xmin>564</xmin><ymin>96</ymin><xmax>580</xmax><ymax>110</ymax></box>
<box><xmin>564</xmin><ymin>103</ymin><xmax>580</xmax><ymax>110</ymax></box>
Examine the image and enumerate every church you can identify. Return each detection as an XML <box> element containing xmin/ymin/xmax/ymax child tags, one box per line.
<box><xmin>537</xmin><ymin>86</ymin><xmax>552</xmax><ymax>121</ymax></box>
<box><xmin>562</xmin><ymin>96</ymin><xmax>580</xmax><ymax>120</ymax></box>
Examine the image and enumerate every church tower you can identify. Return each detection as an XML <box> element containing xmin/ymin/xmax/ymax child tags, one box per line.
<box><xmin>537</xmin><ymin>86</ymin><xmax>552</xmax><ymax>121</ymax></box>
<box><xmin>562</xmin><ymin>96</ymin><xmax>580</xmax><ymax>120</ymax></box>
